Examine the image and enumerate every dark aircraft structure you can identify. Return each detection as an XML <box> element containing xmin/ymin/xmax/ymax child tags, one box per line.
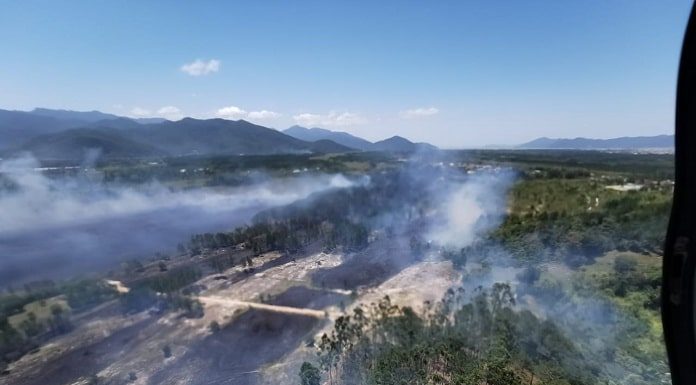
<box><xmin>663</xmin><ymin>3</ymin><xmax>696</xmax><ymax>384</ymax></box>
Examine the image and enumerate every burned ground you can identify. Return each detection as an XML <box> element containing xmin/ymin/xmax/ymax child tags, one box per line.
<box><xmin>267</xmin><ymin>286</ymin><xmax>348</xmax><ymax>310</ymax></box>
<box><xmin>147</xmin><ymin>309</ymin><xmax>321</xmax><ymax>385</ymax></box>
<box><xmin>311</xmin><ymin>238</ymin><xmax>419</xmax><ymax>290</ymax></box>
<box><xmin>1</xmin><ymin>316</ymin><xmax>158</xmax><ymax>385</ymax></box>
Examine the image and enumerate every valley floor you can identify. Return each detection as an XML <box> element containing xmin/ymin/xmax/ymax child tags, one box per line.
<box><xmin>1</xmin><ymin>247</ymin><xmax>460</xmax><ymax>385</ymax></box>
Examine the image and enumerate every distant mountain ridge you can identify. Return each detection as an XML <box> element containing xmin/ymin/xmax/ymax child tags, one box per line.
<box><xmin>30</xmin><ymin>108</ymin><xmax>167</xmax><ymax>124</ymax></box>
<box><xmin>0</xmin><ymin>108</ymin><xmax>164</xmax><ymax>150</ymax></box>
<box><xmin>14</xmin><ymin>128</ymin><xmax>167</xmax><ymax>159</ymax></box>
<box><xmin>283</xmin><ymin>125</ymin><xmax>373</xmax><ymax>150</ymax></box>
<box><xmin>0</xmin><ymin>109</ymin><xmax>366</xmax><ymax>160</ymax></box>
<box><xmin>283</xmin><ymin>125</ymin><xmax>437</xmax><ymax>152</ymax></box>
<box><xmin>371</xmin><ymin>136</ymin><xmax>438</xmax><ymax>152</ymax></box>
<box><xmin>0</xmin><ymin>107</ymin><xmax>438</xmax><ymax>160</ymax></box>
<box><xmin>29</xmin><ymin>108</ymin><xmax>122</xmax><ymax>123</ymax></box>
<box><xmin>0</xmin><ymin>109</ymin><xmax>87</xmax><ymax>149</ymax></box>
<box><xmin>518</xmin><ymin>135</ymin><xmax>674</xmax><ymax>149</ymax></box>
<box><xmin>4</xmin><ymin>118</ymin><xmax>355</xmax><ymax>160</ymax></box>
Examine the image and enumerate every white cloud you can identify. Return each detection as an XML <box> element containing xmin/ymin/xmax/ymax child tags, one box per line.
<box><xmin>157</xmin><ymin>106</ymin><xmax>183</xmax><ymax>120</ymax></box>
<box><xmin>180</xmin><ymin>59</ymin><xmax>221</xmax><ymax>76</ymax></box>
<box><xmin>247</xmin><ymin>110</ymin><xmax>281</xmax><ymax>120</ymax></box>
<box><xmin>400</xmin><ymin>107</ymin><xmax>439</xmax><ymax>119</ymax></box>
<box><xmin>215</xmin><ymin>106</ymin><xmax>280</xmax><ymax>123</ymax></box>
<box><xmin>216</xmin><ymin>105</ymin><xmax>248</xmax><ymax>119</ymax></box>
<box><xmin>130</xmin><ymin>107</ymin><xmax>151</xmax><ymax>116</ymax></box>
<box><xmin>331</xmin><ymin>111</ymin><xmax>365</xmax><ymax>126</ymax></box>
<box><xmin>293</xmin><ymin>111</ymin><xmax>366</xmax><ymax>127</ymax></box>
<box><xmin>293</xmin><ymin>113</ymin><xmax>322</xmax><ymax>126</ymax></box>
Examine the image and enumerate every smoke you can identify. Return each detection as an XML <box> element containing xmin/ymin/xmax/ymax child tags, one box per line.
<box><xmin>0</xmin><ymin>154</ymin><xmax>360</xmax><ymax>285</ymax></box>
<box><xmin>376</xmin><ymin>158</ymin><xmax>663</xmax><ymax>384</ymax></box>
<box><xmin>0</xmin><ymin>155</ymin><xmax>357</xmax><ymax>234</ymax></box>
<box><xmin>426</xmin><ymin>170</ymin><xmax>513</xmax><ymax>249</ymax></box>
<box><xmin>0</xmin><ymin>152</ymin><xmax>660</xmax><ymax>384</ymax></box>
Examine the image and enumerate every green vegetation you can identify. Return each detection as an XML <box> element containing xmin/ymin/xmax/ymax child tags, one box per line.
<box><xmin>0</xmin><ymin>264</ymin><xmax>204</xmax><ymax>366</ymax></box>
<box><xmin>62</xmin><ymin>279</ymin><xmax>119</xmax><ymax>311</ymax></box>
<box><xmin>137</xmin><ymin>266</ymin><xmax>201</xmax><ymax>293</ymax></box>
<box><xmin>0</xmin><ymin>278</ymin><xmax>119</xmax><ymax>367</ymax></box>
<box><xmin>312</xmin><ymin>288</ymin><xmax>600</xmax><ymax>385</ymax></box>
<box><xmin>0</xmin><ymin>150</ymin><xmax>674</xmax><ymax>383</ymax></box>
<box><xmin>289</xmin><ymin>150</ymin><xmax>672</xmax><ymax>385</ymax></box>
<box><xmin>119</xmin><ymin>266</ymin><xmax>204</xmax><ymax>317</ymax></box>
<box><xmin>577</xmin><ymin>253</ymin><xmax>663</xmax><ymax>364</ymax></box>
<box><xmin>490</xmin><ymin>178</ymin><xmax>671</xmax><ymax>265</ymax></box>
<box><xmin>308</xmin><ymin>255</ymin><xmax>667</xmax><ymax>385</ymax></box>
<box><xmin>94</xmin><ymin>152</ymin><xmax>399</xmax><ymax>188</ymax></box>
<box><xmin>187</xmin><ymin>168</ymin><xmax>430</xmax><ymax>254</ymax></box>
<box><xmin>7</xmin><ymin>296</ymin><xmax>69</xmax><ymax>331</ymax></box>
<box><xmin>299</xmin><ymin>362</ymin><xmax>322</xmax><ymax>385</ymax></box>
<box><xmin>446</xmin><ymin>149</ymin><xmax>673</xmax><ymax>179</ymax></box>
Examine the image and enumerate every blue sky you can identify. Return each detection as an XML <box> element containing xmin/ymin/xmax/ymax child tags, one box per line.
<box><xmin>0</xmin><ymin>1</ymin><xmax>692</xmax><ymax>147</ymax></box>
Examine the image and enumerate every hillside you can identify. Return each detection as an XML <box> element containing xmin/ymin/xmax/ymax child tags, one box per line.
<box><xmin>307</xmin><ymin>139</ymin><xmax>355</xmax><ymax>153</ymax></box>
<box><xmin>519</xmin><ymin>135</ymin><xmax>674</xmax><ymax>149</ymax></box>
<box><xmin>11</xmin><ymin>128</ymin><xmax>167</xmax><ymax>160</ymax></box>
<box><xmin>122</xmin><ymin>118</ymin><xmax>315</xmax><ymax>156</ymax></box>
<box><xmin>0</xmin><ymin>110</ymin><xmax>86</xmax><ymax>149</ymax></box>
<box><xmin>0</xmin><ymin>108</ymin><xmax>164</xmax><ymax>150</ymax></box>
<box><xmin>283</xmin><ymin>126</ymin><xmax>373</xmax><ymax>150</ymax></box>
<box><xmin>371</xmin><ymin>135</ymin><xmax>438</xmax><ymax>152</ymax></box>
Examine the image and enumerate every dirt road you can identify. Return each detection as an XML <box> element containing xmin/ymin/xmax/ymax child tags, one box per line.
<box><xmin>197</xmin><ymin>296</ymin><xmax>327</xmax><ymax>319</ymax></box>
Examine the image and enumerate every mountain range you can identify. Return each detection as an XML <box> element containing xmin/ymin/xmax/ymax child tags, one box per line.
<box><xmin>282</xmin><ymin>125</ymin><xmax>437</xmax><ymax>152</ymax></box>
<box><xmin>518</xmin><ymin>135</ymin><xmax>674</xmax><ymax>149</ymax></box>
<box><xmin>2</xmin><ymin>108</ymin><xmax>670</xmax><ymax>159</ymax></box>
<box><xmin>0</xmin><ymin>108</ymin><xmax>436</xmax><ymax>160</ymax></box>
<box><xmin>283</xmin><ymin>126</ymin><xmax>373</xmax><ymax>150</ymax></box>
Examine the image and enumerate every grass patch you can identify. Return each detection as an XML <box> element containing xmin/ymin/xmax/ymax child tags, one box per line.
<box><xmin>7</xmin><ymin>296</ymin><xmax>70</xmax><ymax>330</ymax></box>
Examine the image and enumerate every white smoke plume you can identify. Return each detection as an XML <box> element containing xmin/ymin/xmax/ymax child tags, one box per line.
<box><xmin>426</xmin><ymin>171</ymin><xmax>513</xmax><ymax>249</ymax></box>
<box><xmin>0</xmin><ymin>155</ymin><xmax>356</xmax><ymax>234</ymax></box>
<box><xmin>0</xmin><ymin>154</ymin><xmax>361</xmax><ymax>285</ymax></box>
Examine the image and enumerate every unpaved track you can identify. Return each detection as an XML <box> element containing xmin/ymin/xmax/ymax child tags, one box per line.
<box><xmin>197</xmin><ymin>296</ymin><xmax>327</xmax><ymax>318</ymax></box>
